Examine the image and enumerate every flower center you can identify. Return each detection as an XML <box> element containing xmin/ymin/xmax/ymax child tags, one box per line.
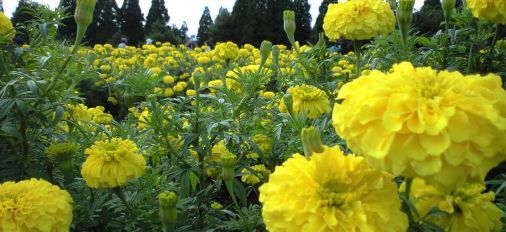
<box><xmin>414</xmin><ymin>76</ymin><xmax>447</xmax><ymax>99</ymax></box>
<box><xmin>319</xmin><ymin>179</ymin><xmax>350</xmax><ymax>207</ymax></box>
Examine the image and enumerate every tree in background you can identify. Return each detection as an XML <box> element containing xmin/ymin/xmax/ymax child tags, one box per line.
<box><xmin>121</xmin><ymin>0</ymin><xmax>145</xmax><ymax>46</ymax></box>
<box><xmin>209</xmin><ymin>7</ymin><xmax>234</xmax><ymax>44</ymax></box>
<box><xmin>293</xmin><ymin>0</ymin><xmax>311</xmax><ymax>44</ymax></box>
<box><xmin>85</xmin><ymin>0</ymin><xmax>122</xmax><ymax>45</ymax></box>
<box><xmin>230</xmin><ymin>0</ymin><xmax>291</xmax><ymax>46</ymax></box>
<box><xmin>413</xmin><ymin>0</ymin><xmax>444</xmax><ymax>35</ymax></box>
<box><xmin>312</xmin><ymin>0</ymin><xmax>338</xmax><ymax>43</ymax></box>
<box><xmin>11</xmin><ymin>0</ymin><xmax>43</xmax><ymax>42</ymax></box>
<box><xmin>57</xmin><ymin>0</ymin><xmax>77</xmax><ymax>41</ymax></box>
<box><xmin>0</xmin><ymin>0</ymin><xmax>4</xmax><ymax>13</ymax></box>
<box><xmin>197</xmin><ymin>7</ymin><xmax>213</xmax><ymax>45</ymax></box>
<box><xmin>145</xmin><ymin>0</ymin><xmax>169</xmax><ymax>34</ymax></box>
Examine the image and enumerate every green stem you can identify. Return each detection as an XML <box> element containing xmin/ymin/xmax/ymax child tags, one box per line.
<box><xmin>442</xmin><ymin>14</ymin><xmax>451</xmax><ymax>69</ymax></box>
<box><xmin>113</xmin><ymin>187</ymin><xmax>135</xmax><ymax>215</ymax></box>
<box><xmin>405</xmin><ymin>178</ymin><xmax>413</xmax><ymax>201</ymax></box>
<box><xmin>482</xmin><ymin>24</ymin><xmax>501</xmax><ymax>73</ymax></box>
<box><xmin>353</xmin><ymin>40</ymin><xmax>362</xmax><ymax>78</ymax></box>
<box><xmin>225</xmin><ymin>180</ymin><xmax>240</xmax><ymax>211</ymax></box>
<box><xmin>466</xmin><ymin>43</ymin><xmax>476</xmax><ymax>74</ymax></box>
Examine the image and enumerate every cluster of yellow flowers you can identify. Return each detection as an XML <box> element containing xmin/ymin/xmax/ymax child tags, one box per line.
<box><xmin>323</xmin><ymin>0</ymin><xmax>396</xmax><ymax>41</ymax></box>
<box><xmin>66</xmin><ymin>104</ymin><xmax>113</xmax><ymax>125</ymax></box>
<box><xmin>0</xmin><ymin>179</ymin><xmax>73</xmax><ymax>231</ymax></box>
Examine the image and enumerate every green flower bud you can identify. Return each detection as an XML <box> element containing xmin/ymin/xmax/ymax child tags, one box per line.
<box><xmin>221</xmin><ymin>153</ymin><xmax>237</xmax><ymax>182</ymax></box>
<box><xmin>282</xmin><ymin>93</ymin><xmax>295</xmax><ymax>119</ymax></box>
<box><xmin>301</xmin><ymin>127</ymin><xmax>324</xmax><ymax>158</ymax></box>
<box><xmin>159</xmin><ymin>191</ymin><xmax>177</xmax><ymax>232</ymax></box>
<box><xmin>74</xmin><ymin>0</ymin><xmax>96</xmax><ymax>29</ymax></box>
<box><xmin>283</xmin><ymin>10</ymin><xmax>296</xmax><ymax>47</ymax></box>
<box><xmin>260</xmin><ymin>40</ymin><xmax>272</xmax><ymax>67</ymax></box>
<box><xmin>272</xmin><ymin>45</ymin><xmax>280</xmax><ymax>68</ymax></box>
<box><xmin>396</xmin><ymin>0</ymin><xmax>415</xmax><ymax>44</ymax></box>
<box><xmin>442</xmin><ymin>0</ymin><xmax>456</xmax><ymax>18</ymax></box>
<box><xmin>46</xmin><ymin>142</ymin><xmax>80</xmax><ymax>184</ymax></box>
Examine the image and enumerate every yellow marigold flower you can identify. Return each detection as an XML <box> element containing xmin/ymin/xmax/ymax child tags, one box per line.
<box><xmin>467</xmin><ymin>0</ymin><xmax>506</xmax><ymax>24</ymax></box>
<box><xmin>213</xmin><ymin>42</ymin><xmax>239</xmax><ymax>60</ymax></box>
<box><xmin>207</xmin><ymin>80</ymin><xmax>223</xmax><ymax>89</ymax></box>
<box><xmin>241</xmin><ymin>164</ymin><xmax>271</xmax><ymax>185</ymax></box>
<box><xmin>197</xmin><ymin>56</ymin><xmax>211</xmax><ymax>64</ymax></box>
<box><xmin>186</xmin><ymin>89</ymin><xmax>197</xmax><ymax>96</ymax></box>
<box><xmin>163</xmin><ymin>75</ymin><xmax>175</xmax><ymax>84</ymax></box>
<box><xmin>0</xmin><ymin>12</ymin><xmax>15</xmax><ymax>41</ymax></box>
<box><xmin>0</xmin><ymin>178</ymin><xmax>73</xmax><ymax>231</ymax></box>
<box><xmin>164</xmin><ymin>88</ymin><xmax>175</xmax><ymax>97</ymax></box>
<box><xmin>81</xmin><ymin>138</ymin><xmax>146</xmax><ymax>188</ymax></box>
<box><xmin>210</xmin><ymin>201</ymin><xmax>223</xmax><ymax>209</ymax></box>
<box><xmin>251</xmin><ymin>134</ymin><xmax>271</xmax><ymax>153</ymax></box>
<box><xmin>333</xmin><ymin>62</ymin><xmax>506</xmax><ymax>190</ymax></box>
<box><xmin>261</xmin><ymin>91</ymin><xmax>276</xmax><ymax>99</ymax></box>
<box><xmin>259</xmin><ymin>146</ymin><xmax>408</xmax><ymax>232</ymax></box>
<box><xmin>407</xmin><ymin>178</ymin><xmax>503</xmax><ymax>231</ymax></box>
<box><xmin>107</xmin><ymin>96</ymin><xmax>118</xmax><ymax>105</ymax></box>
<box><xmin>279</xmin><ymin>84</ymin><xmax>331</xmax><ymax>119</ymax></box>
<box><xmin>173</xmin><ymin>84</ymin><xmax>185</xmax><ymax>92</ymax></box>
<box><xmin>323</xmin><ymin>0</ymin><xmax>395</xmax><ymax>40</ymax></box>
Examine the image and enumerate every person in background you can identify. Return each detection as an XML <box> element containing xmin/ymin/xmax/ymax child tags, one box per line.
<box><xmin>118</xmin><ymin>38</ymin><xmax>127</xmax><ymax>48</ymax></box>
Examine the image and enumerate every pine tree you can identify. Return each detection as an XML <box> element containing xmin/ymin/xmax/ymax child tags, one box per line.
<box><xmin>293</xmin><ymin>0</ymin><xmax>311</xmax><ymax>44</ymax></box>
<box><xmin>209</xmin><ymin>7</ymin><xmax>234</xmax><ymax>44</ymax></box>
<box><xmin>145</xmin><ymin>0</ymin><xmax>169</xmax><ymax>34</ymax></box>
<box><xmin>85</xmin><ymin>0</ymin><xmax>122</xmax><ymax>45</ymax></box>
<box><xmin>197</xmin><ymin>7</ymin><xmax>213</xmax><ymax>45</ymax></box>
<box><xmin>413</xmin><ymin>0</ymin><xmax>444</xmax><ymax>35</ymax></box>
<box><xmin>121</xmin><ymin>0</ymin><xmax>145</xmax><ymax>46</ymax></box>
<box><xmin>0</xmin><ymin>0</ymin><xmax>4</xmax><ymax>13</ymax></box>
<box><xmin>179</xmin><ymin>22</ymin><xmax>188</xmax><ymax>42</ymax></box>
<box><xmin>57</xmin><ymin>0</ymin><xmax>77</xmax><ymax>40</ymax></box>
<box><xmin>312</xmin><ymin>0</ymin><xmax>337</xmax><ymax>43</ymax></box>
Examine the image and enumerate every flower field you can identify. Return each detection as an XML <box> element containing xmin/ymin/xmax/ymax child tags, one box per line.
<box><xmin>0</xmin><ymin>0</ymin><xmax>506</xmax><ymax>231</ymax></box>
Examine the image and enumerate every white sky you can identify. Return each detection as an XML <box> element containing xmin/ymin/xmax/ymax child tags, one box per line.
<box><xmin>4</xmin><ymin>0</ymin><xmax>424</xmax><ymax>36</ymax></box>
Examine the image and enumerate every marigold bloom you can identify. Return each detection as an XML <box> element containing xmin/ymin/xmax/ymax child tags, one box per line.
<box><xmin>467</xmin><ymin>0</ymin><xmax>506</xmax><ymax>24</ymax></box>
<box><xmin>0</xmin><ymin>178</ymin><xmax>73</xmax><ymax>232</ymax></box>
<box><xmin>241</xmin><ymin>164</ymin><xmax>271</xmax><ymax>185</ymax></box>
<box><xmin>407</xmin><ymin>178</ymin><xmax>503</xmax><ymax>231</ymax></box>
<box><xmin>0</xmin><ymin>12</ymin><xmax>15</xmax><ymax>42</ymax></box>
<box><xmin>259</xmin><ymin>146</ymin><xmax>408</xmax><ymax>232</ymax></box>
<box><xmin>279</xmin><ymin>84</ymin><xmax>331</xmax><ymax>119</ymax></box>
<box><xmin>212</xmin><ymin>42</ymin><xmax>239</xmax><ymax>61</ymax></box>
<box><xmin>323</xmin><ymin>0</ymin><xmax>395</xmax><ymax>40</ymax></box>
<box><xmin>81</xmin><ymin>138</ymin><xmax>146</xmax><ymax>188</ymax></box>
<box><xmin>333</xmin><ymin>62</ymin><xmax>506</xmax><ymax>190</ymax></box>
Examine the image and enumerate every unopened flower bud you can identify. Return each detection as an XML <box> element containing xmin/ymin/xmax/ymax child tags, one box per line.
<box><xmin>397</xmin><ymin>0</ymin><xmax>415</xmax><ymax>44</ymax></box>
<box><xmin>159</xmin><ymin>191</ymin><xmax>177</xmax><ymax>232</ymax></box>
<box><xmin>283</xmin><ymin>11</ymin><xmax>296</xmax><ymax>47</ymax></box>
<box><xmin>282</xmin><ymin>93</ymin><xmax>295</xmax><ymax>118</ymax></box>
<box><xmin>442</xmin><ymin>0</ymin><xmax>456</xmax><ymax>19</ymax></box>
<box><xmin>75</xmin><ymin>0</ymin><xmax>96</xmax><ymax>30</ymax></box>
<box><xmin>221</xmin><ymin>153</ymin><xmax>237</xmax><ymax>182</ymax></box>
<box><xmin>46</xmin><ymin>142</ymin><xmax>80</xmax><ymax>184</ymax></box>
<box><xmin>301</xmin><ymin>127</ymin><xmax>324</xmax><ymax>158</ymax></box>
<box><xmin>260</xmin><ymin>40</ymin><xmax>272</xmax><ymax>67</ymax></box>
<box><xmin>272</xmin><ymin>45</ymin><xmax>280</xmax><ymax>68</ymax></box>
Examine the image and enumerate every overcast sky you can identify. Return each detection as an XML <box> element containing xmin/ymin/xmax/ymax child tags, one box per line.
<box><xmin>4</xmin><ymin>0</ymin><xmax>424</xmax><ymax>36</ymax></box>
